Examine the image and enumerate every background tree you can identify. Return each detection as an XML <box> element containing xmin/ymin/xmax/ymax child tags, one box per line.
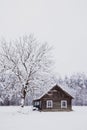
<box><xmin>0</xmin><ymin>35</ymin><xmax>53</xmax><ymax>107</ymax></box>
<box><xmin>0</xmin><ymin>72</ymin><xmax>20</xmax><ymax>106</ymax></box>
<box><xmin>59</xmin><ymin>73</ymin><xmax>87</xmax><ymax>106</ymax></box>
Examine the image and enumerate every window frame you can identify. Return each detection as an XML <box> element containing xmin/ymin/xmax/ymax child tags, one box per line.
<box><xmin>61</xmin><ymin>100</ymin><xmax>67</xmax><ymax>108</ymax></box>
<box><xmin>46</xmin><ymin>100</ymin><xmax>53</xmax><ymax>108</ymax></box>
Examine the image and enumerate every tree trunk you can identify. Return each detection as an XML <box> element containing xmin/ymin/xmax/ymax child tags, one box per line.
<box><xmin>21</xmin><ymin>86</ymin><xmax>27</xmax><ymax>107</ymax></box>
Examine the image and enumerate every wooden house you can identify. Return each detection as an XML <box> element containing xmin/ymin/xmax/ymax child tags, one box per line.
<box><xmin>33</xmin><ymin>84</ymin><xmax>74</xmax><ymax>111</ymax></box>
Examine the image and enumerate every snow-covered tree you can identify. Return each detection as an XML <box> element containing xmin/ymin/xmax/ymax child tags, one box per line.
<box><xmin>0</xmin><ymin>72</ymin><xmax>20</xmax><ymax>105</ymax></box>
<box><xmin>62</xmin><ymin>73</ymin><xmax>87</xmax><ymax>106</ymax></box>
<box><xmin>0</xmin><ymin>35</ymin><xmax>53</xmax><ymax>107</ymax></box>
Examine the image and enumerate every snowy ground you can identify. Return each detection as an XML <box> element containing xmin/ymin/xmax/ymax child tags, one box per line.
<box><xmin>0</xmin><ymin>106</ymin><xmax>87</xmax><ymax>130</ymax></box>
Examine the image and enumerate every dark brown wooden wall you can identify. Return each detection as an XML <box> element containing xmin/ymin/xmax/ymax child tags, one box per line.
<box><xmin>33</xmin><ymin>85</ymin><xmax>73</xmax><ymax>111</ymax></box>
<box><xmin>40</xmin><ymin>86</ymin><xmax>72</xmax><ymax>111</ymax></box>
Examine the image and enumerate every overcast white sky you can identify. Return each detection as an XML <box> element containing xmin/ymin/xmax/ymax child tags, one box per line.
<box><xmin>0</xmin><ymin>0</ymin><xmax>87</xmax><ymax>76</ymax></box>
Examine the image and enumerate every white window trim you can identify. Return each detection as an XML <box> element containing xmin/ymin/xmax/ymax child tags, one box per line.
<box><xmin>46</xmin><ymin>100</ymin><xmax>53</xmax><ymax>108</ymax></box>
<box><xmin>61</xmin><ymin>100</ymin><xmax>67</xmax><ymax>108</ymax></box>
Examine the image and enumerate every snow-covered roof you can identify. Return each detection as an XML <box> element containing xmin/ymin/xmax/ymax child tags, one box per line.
<box><xmin>33</xmin><ymin>84</ymin><xmax>74</xmax><ymax>100</ymax></box>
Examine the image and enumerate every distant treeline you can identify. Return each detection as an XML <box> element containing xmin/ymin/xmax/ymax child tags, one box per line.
<box><xmin>58</xmin><ymin>73</ymin><xmax>87</xmax><ymax>106</ymax></box>
<box><xmin>0</xmin><ymin>72</ymin><xmax>87</xmax><ymax>106</ymax></box>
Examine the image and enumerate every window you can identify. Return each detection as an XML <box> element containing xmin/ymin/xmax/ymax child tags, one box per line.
<box><xmin>34</xmin><ymin>101</ymin><xmax>39</xmax><ymax>106</ymax></box>
<box><xmin>46</xmin><ymin>100</ymin><xmax>53</xmax><ymax>108</ymax></box>
<box><xmin>61</xmin><ymin>100</ymin><xmax>67</xmax><ymax>108</ymax></box>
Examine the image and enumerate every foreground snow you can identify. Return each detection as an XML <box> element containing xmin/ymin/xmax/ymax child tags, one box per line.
<box><xmin>0</xmin><ymin>106</ymin><xmax>87</xmax><ymax>130</ymax></box>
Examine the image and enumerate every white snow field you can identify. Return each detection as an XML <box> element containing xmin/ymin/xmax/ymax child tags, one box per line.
<box><xmin>0</xmin><ymin>106</ymin><xmax>87</xmax><ymax>130</ymax></box>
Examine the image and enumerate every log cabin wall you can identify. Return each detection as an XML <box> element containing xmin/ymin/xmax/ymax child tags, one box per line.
<box><xmin>33</xmin><ymin>85</ymin><xmax>73</xmax><ymax>111</ymax></box>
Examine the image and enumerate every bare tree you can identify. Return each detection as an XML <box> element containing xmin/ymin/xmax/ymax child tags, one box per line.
<box><xmin>0</xmin><ymin>35</ymin><xmax>53</xmax><ymax>107</ymax></box>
